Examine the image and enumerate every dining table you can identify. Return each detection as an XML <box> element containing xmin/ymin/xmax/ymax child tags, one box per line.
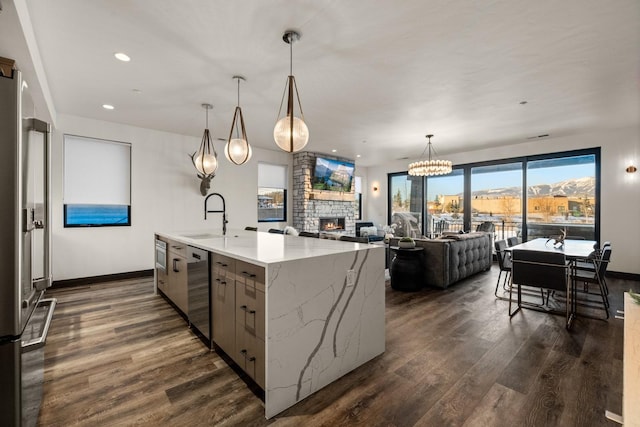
<box><xmin>506</xmin><ymin>237</ymin><xmax>599</xmax><ymax>328</ymax></box>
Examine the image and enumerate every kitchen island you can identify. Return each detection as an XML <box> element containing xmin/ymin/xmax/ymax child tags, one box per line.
<box><xmin>154</xmin><ymin>230</ymin><xmax>385</xmax><ymax>418</ymax></box>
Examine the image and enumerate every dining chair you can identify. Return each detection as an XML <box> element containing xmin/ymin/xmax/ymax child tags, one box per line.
<box><xmin>244</xmin><ymin>226</ymin><xmax>258</xmax><ymax>231</ymax></box>
<box><xmin>299</xmin><ymin>231</ymin><xmax>319</xmax><ymax>238</ymax></box>
<box><xmin>268</xmin><ymin>228</ymin><xmax>284</xmax><ymax>234</ymax></box>
<box><xmin>509</xmin><ymin>249</ymin><xmax>571</xmax><ymax>328</ymax></box>
<box><xmin>571</xmin><ymin>246</ymin><xmax>612</xmax><ymax>319</ymax></box>
<box><xmin>494</xmin><ymin>240</ymin><xmax>512</xmax><ymax>297</ymax></box>
<box><xmin>507</xmin><ymin>237</ymin><xmax>519</xmax><ymax>247</ymax></box>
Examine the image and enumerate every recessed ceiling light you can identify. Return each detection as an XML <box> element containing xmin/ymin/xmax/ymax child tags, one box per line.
<box><xmin>114</xmin><ymin>52</ymin><xmax>130</xmax><ymax>62</ymax></box>
<box><xmin>132</xmin><ymin>89</ymin><xmax>142</xmax><ymax>93</ymax></box>
<box><xmin>356</xmin><ymin>154</ymin><xmax>361</xmax><ymax>158</ymax></box>
<box><xmin>519</xmin><ymin>101</ymin><xmax>528</xmax><ymax>105</ymax></box>
<box><xmin>331</xmin><ymin>149</ymin><xmax>337</xmax><ymax>153</ymax></box>
<box><xmin>102</xmin><ymin>104</ymin><xmax>115</xmax><ymax>110</ymax></box>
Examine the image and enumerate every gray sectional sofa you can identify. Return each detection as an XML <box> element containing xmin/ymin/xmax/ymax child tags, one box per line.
<box><xmin>389</xmin><ymin>232</ymin><xmax>492</xmax><ymax>289</ymax></box>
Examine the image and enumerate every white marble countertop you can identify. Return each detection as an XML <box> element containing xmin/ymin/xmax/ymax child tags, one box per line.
<box><xmin>156</xmin><ymin>229</ymin><xmax>377</xmax><ymax>267</ymax></box>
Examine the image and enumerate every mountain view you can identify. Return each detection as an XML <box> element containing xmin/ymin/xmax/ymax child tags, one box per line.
<box><xmin>471</xmin><ymin>176</ymin><xmax>595</xmax><ymax>198</ymax></box>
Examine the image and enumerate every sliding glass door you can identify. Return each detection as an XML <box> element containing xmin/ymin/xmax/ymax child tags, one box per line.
<box><xmin>471</xmin><ymin>163</ymin><xmax>523</xmax><ymax>241</ymax></box>
<box><xmin>388</xmin><ymin>148</ymin><xmax>600</xmax><ymax>242</ymax></box>
<box><xmin>388</xmin><ymin>173</ymin><xmax>423</xmax><ymax>237</ymax></box>
<box><xmin>425</xmin><ymin>169</ymin><xmax>464</xmax><ymax>236</ymax></box>
<box><xmin>526</xmin><ymin>154</ymin><xmax>597</xmax><ymax>240</ymax></box>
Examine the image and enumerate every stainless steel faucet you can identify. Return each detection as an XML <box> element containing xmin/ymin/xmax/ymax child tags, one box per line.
<box><xmin>204</xmin><ymin>192</ymin><xmax>228</xmax><ymax>236</ymax></box>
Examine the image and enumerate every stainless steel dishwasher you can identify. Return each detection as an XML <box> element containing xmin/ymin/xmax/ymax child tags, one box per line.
<box><xmin>187</xmin><ymin>246</ymin><xmax>210</xmax><ymax>345</ymax></box>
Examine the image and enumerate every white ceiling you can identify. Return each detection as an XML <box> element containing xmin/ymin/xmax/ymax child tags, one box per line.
<box><xmin>5</xmin><ymin>0</ymin><xmax>640</xmax><ymax>166</ymax></box>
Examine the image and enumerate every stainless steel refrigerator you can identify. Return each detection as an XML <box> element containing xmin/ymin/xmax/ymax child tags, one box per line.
<box><xmin>0</xmin><ymin>68</ymin><xmax>55</xmax><ymax>427</ymax></box>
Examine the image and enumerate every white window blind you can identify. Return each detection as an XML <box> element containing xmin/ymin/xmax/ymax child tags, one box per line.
<box><xmin>64</xmin><ymin>135</ymin><xmax>131</xmax><ymax>205</ymax></box>
<box><xmin>258</xmin><ymin>163</ymin><xmax>287</xmax><ymax>188</ymax></box>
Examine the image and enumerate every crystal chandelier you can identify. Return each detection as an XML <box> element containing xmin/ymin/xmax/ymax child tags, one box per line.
<box><xmin>225</xmin><ymin>76</ymin><xmax>252</xmax><ymax>165</ymax></box>
<box><xmin>408</xmin><ymin>134</ymin><xmax>452</xmax><ymax>176</ymax></box>
<box><xmin>274</xmin><ymin>30</ymin><xmax>309</xmax><ymax>153</ymax></box>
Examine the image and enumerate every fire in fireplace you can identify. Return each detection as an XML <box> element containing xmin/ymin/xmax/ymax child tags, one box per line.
<box><xmin>319</xmin><ymin>217</ymin><xmax>346</xmax><ymax>232</ymax></box>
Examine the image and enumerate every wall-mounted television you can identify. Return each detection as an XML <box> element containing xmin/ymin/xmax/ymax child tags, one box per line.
<box><xmin>312</xmin><ymin>157</ymin><xmax>355</xmax><ymax>192</ymax></box>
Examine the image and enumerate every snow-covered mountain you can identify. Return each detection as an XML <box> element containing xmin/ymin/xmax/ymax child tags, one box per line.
<box><xmin>471</xmin><ymin>176</ymin><xmax>595</xmax><ymax>197</ymax></box>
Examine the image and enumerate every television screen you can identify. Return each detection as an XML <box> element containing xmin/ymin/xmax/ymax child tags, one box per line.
<box><xmin>312</xmin><ymin>157</ymin><xmax>355</xmax><ymax>192</ymax></box>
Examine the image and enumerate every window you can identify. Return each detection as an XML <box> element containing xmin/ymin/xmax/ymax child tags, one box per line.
<box><xmin>258</xmin><ymin>163</ymin><xmax>287</xmax><ymax>222</ymax></box>
<box><xmin>354</xmin><ymin>176</ymin><xmax>362</xmax><ymax>220</ymax></box>
<box><xmin>471</xmin><ymin>162</ymin><xmax>522</xmax><ymax>240</ymax></box>
<box><xmin>526</xmin><ymin>154</ymin><xmax>596</xmax><ymax>240</ymax></box>
<box><xmin>387</xmin><ymin>148</ymin><xmax>600</xmax><ymax>242</ymax></box>
<box><xmin>388</xmin><ymin>173</ymin><xmax>423</xmax><ymax>237</ymax></box>
<box><xmin>63</xmin><ymin>135</ymin><xmax>131</xmax><ymax>227</ymax></box>
<box><xmin>426</xmin><ymin>169</ymin><xmax>464</xmax><ymax>235</ymax></box>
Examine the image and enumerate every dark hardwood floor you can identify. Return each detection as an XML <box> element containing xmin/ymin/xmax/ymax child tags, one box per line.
<box><xmin>37</xmin><ymin>266</ymin><xmax>638</xmax><ymax>426</ymax></box>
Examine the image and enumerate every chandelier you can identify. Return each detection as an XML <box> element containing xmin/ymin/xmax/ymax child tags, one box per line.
<box><xmin>408</xmin><ymin>134</ymin><xmax>452</xmax><ymax>176</ymax></box>
<box><xmin>225</xmin><ymin>75</ymin><xmax>252</xmax><ymax>165</ymax></box>
<box><xmin>273</xmin><ymin>30</ymin><xmax>309</xmax><ymax>153</ymax></box>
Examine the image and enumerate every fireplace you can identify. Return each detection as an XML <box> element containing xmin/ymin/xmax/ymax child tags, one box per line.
<box><xmin>319</xmin><ymin>217</ymin><xmax>346</xmax><ymax>232</ymax></box>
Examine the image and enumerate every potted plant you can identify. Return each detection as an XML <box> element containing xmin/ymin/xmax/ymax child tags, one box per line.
<box><xmin>398</xmin><ymin>236</ymin><xmax>416</xmax><ymax>248</ymax></box>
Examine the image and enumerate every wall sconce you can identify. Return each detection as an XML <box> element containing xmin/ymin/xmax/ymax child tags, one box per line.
<box><xmin>626</xmin><ymin>165</ymin><xmax>637</xmax><ymax>173</ymax></box>
<box><xmin>372</xmin><ymin>185</ymin><xmax>379</xmax><ymax>192</ymax></box>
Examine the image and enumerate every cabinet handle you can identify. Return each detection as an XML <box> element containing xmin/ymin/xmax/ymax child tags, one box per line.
<box><xmin>192</xmin><ymin>253</ymin><xmax>201</xmax><ymax>260</ymax></box>
<box><xmin>172</xmin><ymin>245</ymin><xmax>183</xmax><ymax>250</ymax></box>
<box><xmin>241</xmin><ymin>271</ymin><xmax>256</xmax><ymax>278</ymax></box>
<box><xmin>216</xmin><ymin>261</ymin><xmax>228</xmax><ymax>267</ymax></box>
<box><xmin>248</xmin><ymin>356</ymin><xmax>256</xmax><ymax>362</ymax></box>
<box><xmin>249</xmin><ymin>310</ymin><xmax>256</xmax><ymax>315</ymax></box>
<box><xmin>173</xmin><ymin>259</ymin><xmax>179</xmax><ymax>272</ymax></box>
<box><xmin>240</xmin><ymin>305</ymin><xmax>247</xmax><ymax>311</ymax></box>
<box><xmin>216</xmin><ymin>278</ymin><xmax>226</xmax><ymax>285</ymax></box>
<box><xmin>240</xmin><ymin>349</ymin><xmax>247</xmax><ymax>359</ymax></box>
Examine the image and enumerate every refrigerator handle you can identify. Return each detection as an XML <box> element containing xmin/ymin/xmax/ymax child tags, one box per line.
<box><xmin>22</xmin><ymin>298</ymin><xmax>57</xmax><ymax>351</ymax></box>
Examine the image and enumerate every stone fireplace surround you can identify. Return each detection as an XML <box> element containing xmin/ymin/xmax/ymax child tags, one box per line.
<box><xmin>293</xmin><ymin>152</ymin><xmax>357</xmax><ymax>234</ymax></box>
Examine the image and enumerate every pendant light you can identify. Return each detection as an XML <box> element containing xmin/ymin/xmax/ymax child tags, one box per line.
<box><xmin>408</xmin><ymin>134</ymin><xmax>452</xmax><ymax>176</ymax></box>
<box><xmin>274</xmin><ymin>30</ymin><xmax>309</xmax><ymax>153</ymax></box>
<box><xmin>190</xmin><ymin>103</ymin><xmax>218</xmax><ymax>195</ymax></box>
<box><xmin>225</xmin><ymin>75</ymin><xmax>252</xmax><ymax>165</ymax></box>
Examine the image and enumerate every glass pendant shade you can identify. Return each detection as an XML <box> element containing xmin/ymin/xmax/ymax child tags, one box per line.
<box><xmin>274</xmin><ymin>114</ymin><xmax>308</xmax><ymax>152</ymax></box>
<box><xmin>274</xmin><ymin>31</ymin><xmax>308</xmax><ymax>153</ymax></box>
<box><xmin>225</xmin><ymin>137</ymin><xmax>252</xmax><ymax>164</ymax></box>
<box><xmin>190</xmin><ymin>104</ymin><xmax>218</xmax><ymax>178</ymax></box>
<box><xmin>408</xmin><ymin>134</ymin><xmax>452</xmax><ymax>176</ymax></box>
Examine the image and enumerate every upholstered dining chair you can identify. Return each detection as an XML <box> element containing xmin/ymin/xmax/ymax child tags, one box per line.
<box><xmin>509</xmin><ymin>249</ymin><xmax>570</xmax><ymax>328</ymax></box>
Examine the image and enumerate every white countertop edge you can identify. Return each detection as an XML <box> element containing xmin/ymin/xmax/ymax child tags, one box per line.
<box><xmin>155</xmin><ymin>230</ymin><xmax>382</xmax><ymax>267</ymax></box>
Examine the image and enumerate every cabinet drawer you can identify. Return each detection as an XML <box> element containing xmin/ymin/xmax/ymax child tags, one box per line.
<box><xmin>236</xmin><ymin>286</ymin><xmax>265</xmax><ymax>340</ymax></box>
<box><xmin>236</xmin><ymin>329</ymin><xmax>265</xmax><ymax>389</ymax></box>
<box><xmin>235</xmin><ymin>260</ymin><xmax>265</xmax><ymax>292</ymax></box>
<box><xmin>156</xmin><ymin>268</ymin><xmax>168</xmax><ymax>293</ymax></box>
<box><xmin>169</xmin><ymin>254</ymin><xmax>188</xmax><ymax>314</ymax></box>
<box><xmin>212</xmin><ymin>254</ymin><xmax>236</xmax><ymax>282</ymax></box>
<box><xmin>167</xmin><ymin>239</ymin><xmax>188</xmax><ymax>258</ymax></box>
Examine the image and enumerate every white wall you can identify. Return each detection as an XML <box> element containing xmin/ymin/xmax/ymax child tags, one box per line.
<box><xmin>365</xmin><ymin>127</ymin><xmax>640</xmax><ymax>274</ymax></box>
<box><xmin>52</xmin><ymin>114</ymin><xmax>292</xmax><ymax>281</ymax></box>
